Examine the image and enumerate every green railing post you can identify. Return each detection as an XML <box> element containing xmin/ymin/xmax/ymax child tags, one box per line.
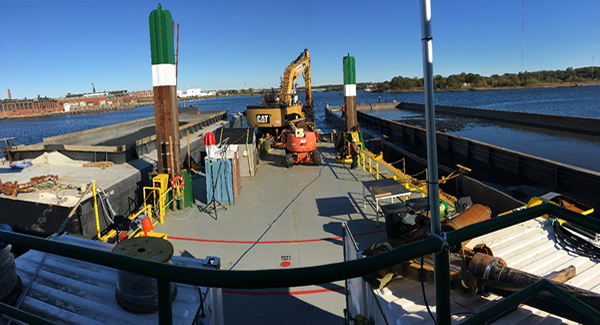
<box><xmin>434</xmin><ymin>249</ymin><xmax>451</xmax><ymax>325</ymax></box>
<box><xmin>542</xmin><ymin>279</ymin><xmax>600</xmax><ymax>323</ymax></box>
<box><xmin>461</xmin><ymin>279</ymin><xmax>600</xmax><ymax>325</ymax></box>
<box><xmin>0</xmin><ymin>302</ymin><xmax>55</xmax><ymax>325</ymax></box>
<box><xmin>157</xmin><ymin>278</ymin><xmax>173</xmax><ymax>324</ymax></box>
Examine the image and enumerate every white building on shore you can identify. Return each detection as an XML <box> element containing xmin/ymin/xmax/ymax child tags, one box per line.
<box><xmin>177</xmin><ymin>88</ymin><xmax>216</xmax><ymax>98</ymax></box>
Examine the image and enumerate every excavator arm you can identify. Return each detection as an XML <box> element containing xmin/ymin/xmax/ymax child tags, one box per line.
<box><xmin>246</xmin><ymin>49</ymin><xmax>314</xmax><ymax>128</ymax></box>
<box><xmin>280</xmin><ymin>49</ymin><xmax>313</xmax><ymax>111</ymax></box>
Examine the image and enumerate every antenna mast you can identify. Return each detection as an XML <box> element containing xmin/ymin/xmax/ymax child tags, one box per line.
<box><xmin>593</xmin><ymin>19</ymin><xmax>596</xmax><ymax>80</ymax></box>
<box><xmin>521</xmin><ymin>0</ymin><xmax>525</xmax><ymax>81</ymax></box>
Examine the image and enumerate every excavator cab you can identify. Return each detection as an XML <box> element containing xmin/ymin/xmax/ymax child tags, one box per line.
<box><xmin>246</xmin><ymin>104</ymin><xmax>305</xmax><ymax>128</ymax></box>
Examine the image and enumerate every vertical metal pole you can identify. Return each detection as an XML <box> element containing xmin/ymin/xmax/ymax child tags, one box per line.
<box><xmin>419</xmin><ymin>0</ymin><xmax>450</xmax><ymax>324</ymax></box>
<box><xmin>176</xmin><ymin>23</ymin><xmax>180</xmax><ymax>83</ymax></box>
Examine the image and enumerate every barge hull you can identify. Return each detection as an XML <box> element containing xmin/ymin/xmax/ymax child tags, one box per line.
<box><xmin>326</xmin><ymin>106</ymin><xmax>600</xmax><ymax>214</ymax></box>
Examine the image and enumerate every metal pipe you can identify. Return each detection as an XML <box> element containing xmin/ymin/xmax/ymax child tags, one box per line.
<box><xmin>441</xmin><ymin>204</ymin><xmax>491</xmax><ymax>252</ymax></box>
<box><xmin>419</xmin><ymin>0</ymin><xmax>440</xmax><ymax>233</ymax></box>
<box><xmin>419</xmin><ymin>0</ymin><xmax>448</xmax><ymax>323</ymax></box>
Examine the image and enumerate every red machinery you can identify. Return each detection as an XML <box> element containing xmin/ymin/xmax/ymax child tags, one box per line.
<box><xmin>284</xmin><ymin>122</ymin><xmax>321</xmax><ymax>168</ymax></box>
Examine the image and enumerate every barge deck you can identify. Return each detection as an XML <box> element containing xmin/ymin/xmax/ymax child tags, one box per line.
<box><xmin>5</xmin><ymin>140</ymin><xmax>599</xmax><ymax>324</ymax></box>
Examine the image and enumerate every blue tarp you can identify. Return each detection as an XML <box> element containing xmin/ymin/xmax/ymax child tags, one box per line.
<box><xmin>10</xmin><ymin>160</ymin><xmax>33</xmax><ymax>170</ymax></box>
<box><xmin>205</xmin><ymin>158</ymin><xmax>234</xmax><ymax>205</ymax></box>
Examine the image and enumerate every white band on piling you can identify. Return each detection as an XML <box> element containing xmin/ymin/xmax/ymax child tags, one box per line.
<box><xmin>344</xmin><ymin>84</ymin><xmax>356</xmax><ymax>97</ymax></box>
<box><xmin>152</xmin><ymin>64</ymin><xmax>176</xmax><ymax>87</ymax></box>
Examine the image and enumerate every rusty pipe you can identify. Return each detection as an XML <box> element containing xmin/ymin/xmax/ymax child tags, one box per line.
<box><xmin>442</xmin><ymin>204</ymin><xmax>491</xmax><ymax>231</ymax></box>
<box><xmin>468</xmin><ymin>253</ymin><xmax>600</xmax><ymax>323</ymax></box>
<box><xmin>442</xmin><ymin>204</ymin><xmax>491</xmax><ymax>252</ymax></box>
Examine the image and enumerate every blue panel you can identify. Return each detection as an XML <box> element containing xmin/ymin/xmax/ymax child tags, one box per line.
<box><xmin>205</xmin><ymin>158</ymin><xmax>235</xmax><ymax>204</ymax></box>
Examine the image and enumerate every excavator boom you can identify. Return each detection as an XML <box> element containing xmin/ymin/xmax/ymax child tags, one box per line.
<box><xmin>246</xmin><ymin>49</ymin><xmax>314</xmax><ymax>128</ymax></box>
<box><xmin>280</xmin><ymin>49</ymin><xmax>313</xmax><ymax>111</ymax></box>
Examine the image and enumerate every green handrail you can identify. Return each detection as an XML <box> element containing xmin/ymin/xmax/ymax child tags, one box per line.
<box><xmin>0</xmin><ymin>302</ymin><xmax>54</xmax><ymax>325</ymax></box>
<box><xmin>1</xmin><ymin>202</ymin><xmax>600</xmax><ymax>324</ymax></box>
<box><xmin>462</xmin><ymin>278</ymin><xmax>600</xmax><ymax>325</ymax></box>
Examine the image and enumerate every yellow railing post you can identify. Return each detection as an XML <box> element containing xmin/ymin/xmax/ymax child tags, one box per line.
<box><xmin>376</xmin><ymin>162</ymin><xmax>380</xmax><ymax>180</ymax></box>
<box><xmin>362</xmin><ymin>153</ymin><xmax>366</xmax><ymax>171</ymax></box>
<box><xmin>368</xmin><ymin>158</ymin><xmax>372</xmax><ymax>176</ymax></box>
<box><xmin>92</xmin><ymin>182</ymin><xmax>101</xmax><ymax>240</ymax></box>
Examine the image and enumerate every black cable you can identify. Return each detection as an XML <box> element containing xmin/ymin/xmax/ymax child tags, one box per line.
<box><xmin>553</xmin><ymin>220</ymin><xmax>600</xmax><ymax>259</ymax></box>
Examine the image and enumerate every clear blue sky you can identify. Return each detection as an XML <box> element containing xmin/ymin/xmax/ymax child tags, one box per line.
<box><xmin>1</xmin><ymin>0</ymin><xmax>598</xmax><ymax>99</ymax></box>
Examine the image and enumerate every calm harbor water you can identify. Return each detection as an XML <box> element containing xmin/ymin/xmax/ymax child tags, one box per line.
<box><xmin>1</xmin><ymin>85</ymin><xmax>599</xmax><ymax>172</ymax></box>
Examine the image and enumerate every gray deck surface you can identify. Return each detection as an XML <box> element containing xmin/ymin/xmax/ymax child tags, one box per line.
<box><xmin>153</xmin><ymin>142</ymin><xmax>390</xmax><ymax>324</ymax></box>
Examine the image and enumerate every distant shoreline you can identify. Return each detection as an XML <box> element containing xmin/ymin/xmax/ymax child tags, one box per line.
<box><xmin>363</xmin><ymin>80</ymin><xmax>600</xmax><ymax>94</ymax></box>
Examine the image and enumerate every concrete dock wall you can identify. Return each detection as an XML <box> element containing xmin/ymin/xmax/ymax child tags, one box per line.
<box><xmin>359</xmin><ymin>102</ymin><xmax>600</xmax><ymax>136</ymax></box>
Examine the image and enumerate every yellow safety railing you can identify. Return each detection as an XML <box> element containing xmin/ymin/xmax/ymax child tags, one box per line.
<box><xmin>92</xmin><ymin>182</ymin><xmax>101</xmax><ymax>239</ymax></box>
<box><xmin>93</xmin><ymin>175</ymin><xmax>175</xmax><ymax>242</ymax></box>
<box><xmin>356</xmin><ymin>146</ymin><xmax>459</xmax><ymax>214</ymax></box>
<box><xmin>143</xmin><ymin>185</ymin><xmax>176</xmax><ymax>223</ymax></box>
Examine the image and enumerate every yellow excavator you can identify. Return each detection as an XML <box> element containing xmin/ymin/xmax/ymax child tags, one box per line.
<box><xmin>246</xmin><ymin>49</ymin><xmax>320</xmax><ymax>167</ymax></box>
<box><xmin>246</xmin><ymin>49</ymin><xmax>313</xmax><ymax>132</ymax></box>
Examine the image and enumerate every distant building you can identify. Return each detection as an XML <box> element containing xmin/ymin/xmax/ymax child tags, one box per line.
<box><xmin>1</xmin><ymin>96</ymin><xmax>59</xmax><ymax>118</ymax></box>
<box><xmin>56</xmin><ymin>91</ymin><xmax>134</xmax><ymax>111</ymax></box>
<box><xmin>133</xmin><ymin>90</ymin><xmax>154</xmax><ymax>102</ymax></box>
<box><xmin>0</xmin><ymin>90</ymin><xmax>138</xmax><ymax>118</ymax></box>
<box><xmin>177</xmin><ymin>88</ymin><xmax>216</xmax><ymax>98</ymax></box>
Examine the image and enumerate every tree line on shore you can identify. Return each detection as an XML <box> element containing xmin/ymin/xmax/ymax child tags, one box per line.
<box><xmin>373</xmin><ymin>66</ymin><xmax>600</xmax><ymax>92</ymax></box>
<box><xmin>195</xmin><ymin>66</ymin><xmax>600</xmax><ymax>97</ymax></box>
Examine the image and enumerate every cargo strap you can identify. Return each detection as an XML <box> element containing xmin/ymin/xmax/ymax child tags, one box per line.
<box><xmin>432</xmin><ymin>232</ymin><xmax>450</xmax><ymax>254</ymax></box>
